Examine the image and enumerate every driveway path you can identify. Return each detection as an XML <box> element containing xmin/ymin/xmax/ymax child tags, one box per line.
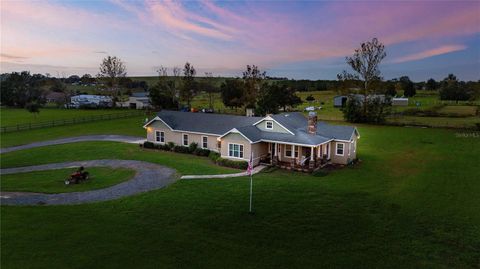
<box><xmin>0</xmin><ymin>159</ymin><xmax>176</xmax><ymax>206</ymax></box>
<box><xmin>0</xmin><ymin>135</ymin><xmax>145</xmax><ymax>154</ymax></box>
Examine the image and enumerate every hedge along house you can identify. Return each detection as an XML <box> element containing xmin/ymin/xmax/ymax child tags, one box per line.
<box><xmin>143</xmin><ymin>110</ymin><xmax>360</xmax><ymax>171</ymax></box>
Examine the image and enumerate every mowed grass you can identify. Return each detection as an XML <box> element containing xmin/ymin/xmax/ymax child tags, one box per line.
<box><xmin>0</xmin><ymin>141</ymin><xmax>239</xmax><ymax>175</ymax></box>
<box><xmin>0</xmin><ymin>107</ymin><xmax>135</xmax><ymax>126</ymax></box>
<box><xmin>2</xmin><ymin>125</ymin><xmax>480</xmax><ymax>268</ymax></box>
<box><xmin>0</xmin><ymin>116</ymin><xmax>146</xmax><ymax>148</ymax></box>
<box><xmin>1</xmin><ymin>167</ymin><xmax>135</xmax><ymax>193</ymax></box>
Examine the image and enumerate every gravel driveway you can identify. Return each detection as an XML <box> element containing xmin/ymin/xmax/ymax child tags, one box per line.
<box><xmin>0</xmin><ymin>159</ymin><xmax>176</xmax><ymax>206</ymax></box>
<box><xmin>0</xmin><ymin>135</ymin><xmax>145</xmax><ymax>154</ymax></box>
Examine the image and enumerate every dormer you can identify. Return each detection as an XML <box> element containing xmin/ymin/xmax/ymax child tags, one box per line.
<box><xmin>253</xmin><ymin>116</ymin><xmax>294</xmax><ymax>135</ymax></box>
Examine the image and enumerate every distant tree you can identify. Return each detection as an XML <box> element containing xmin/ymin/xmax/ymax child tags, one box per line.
<box><xmin>150</xmin><ymin>66</ymin><xmax>177</xmax><ymax>109</ymax></box>
<box><xmin>80</xmin><ymin>74</ymin><xmax>95</xmax><ymax>84</ymax></box>
<box><xmin>243</xmin><ymin>65</ymin><xmax>266</xmax><ymax>107</ymax></box>
<box><xmin>65</xmin><ymin>75</ymin><xmax>81</xmax><ymax>84</ymax></box>
<box><xmin>97</xmin><ymin>56</ymin><xmax>127</xmax><ymax>106</ymax></box>
<box><xmin>203</xmin><ymin>72</ymin><xmax>217</xmax><ymax>109</ymax></box>
<box><xmin>50</xmin><ymin>79</ymin><xmax>66</xmax><ymax>93</ymax></box>
<box><xmin>220</xmin><ymin>79</ymin><xmax>245</xmax><ymax>111</ymax></box>
<box><xmin>401</xmin><ymin>77</ymin><xmax>416</xmax><ymax>97</ymax></box>
<box><xmin>342</xmin><ymin>95</ymin><xmax>390</xmax><ymax>123</ymax></box>
<box><xmin>25</xmin><ymin>102</ymin><xmax>41</xmax><ymax>118</ymax></box>
<box><xmin>180</xmin><ymin>62</ymin><xmax>197</xmax><ymax>107</ymax></box>
<box><xmin>425</xmin><ymin>78</ymin><xmax>437</xmax><ymax>91</ymax></box>
<box><xmin>439</xmin><ymin>75</ymin><xmax>471</xmax><ymax>103</ymax></box>
<box><xmin>0</xmin><ymin>71</ymin><xmax>45</xmax><ymax>107</ymax></box>
<box><xmin>306</xmin><ymin>94</ymin><xmax>315</xmax><ymax>102</ymax></box>
<box><xmin>256</xmin><ymin>84</ymin><xmax>302</xmax><ymax>115</ymax></box>
<box><xmin>384</xmin><ymin>82</ymin><xmax>397</xmax><ymax>97</ymax></box>
<box><xmin>338</xmin><ymin>38</ymin><xmax>386</xmax><ymax>115</ymax></box>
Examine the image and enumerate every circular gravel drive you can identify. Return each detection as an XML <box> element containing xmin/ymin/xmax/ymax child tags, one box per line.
<box><xmin>0</xmin><ymin>160</ymin><xmax>176</xmax><ymax>206</ymax></box>
<box><xmin>0</xmin><ymin>135</ymin><xmax>145</xmax><ymax>154</ymax></box>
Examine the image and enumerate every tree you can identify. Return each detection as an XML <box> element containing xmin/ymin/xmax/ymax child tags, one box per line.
<box><xmin>256</xmin><ymin>84</ymin><xmax>302</xmax><ymax>115</ymax></box>
<box><xmin>180</xmin><ymin>62</ymin><xmax>197</xmax><ymax>107</ymax></box>
<box><xmin>400</xmin><ymin>76</ymin><xmax>416</xmax><ymax>97</ymax></box>
<box><xmin>426</xmin><ymin>78</ymin><xmax>437</xmax><ymax>91</ymax></box>
<box><xmin>0</xmin><ymin>71</ymin><xmax>45</xmax><ymax>107</ymax></box>
<box><xmin>342</xmin><ymin>95</ymin><xmax>390</xmax><ymax>123</ymax></box>
<box><xmin>338</xmin><ymin>37</ymin><xmax>386</xmax><ymax>112</ymax></box>
<box><xmin>243</xmin><ymin>65</ymin><xmax>266</xmax><ymax>107</ymax></box>
<box><xmin>81</xmin><ymin>74</ymin><xmax>95</xmax><ymax>84</ymax></box>
<box><xmin>25</xmin><ymin>102</ymin><xmax>41</xmax><ymax>118</ymax></box>
<box><xmin>203</xmin><ymin>72</ymin><xmax>217</xmax><ymax>109</ymax></box>
<box><xmin>439</xmin><ymin>75</ymin><xmax>471</xmax><ymax>103</ymax></box>
<box><xmin>65</xmin><ymin>75</ymin><xmax>81</xmax><ymax>84</ymax></box>
<box><xmin>384</xmin><ymin>82</ymin><xmax>397</xmax><ymax>97</ymax></box>
<box><xmin>97</xmin><ymin>56</ymin><xmax>127</xmax><ymax>106</ymax></box>
<box><xmin>220</xmin><ymin>79</ymin><xmax>245</xmax><ymax>111</ymax></box>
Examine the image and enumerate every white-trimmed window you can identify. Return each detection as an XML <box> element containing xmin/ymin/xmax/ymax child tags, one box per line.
<box><xmin>228</xmin><ymin>143</ymin><xmax>244</xmax><ymax>158</ymax></box>
<box><xmin>336</xmin><ymin>143</ymin><xmax>344</xmax><ymax>156</ymax></box>
<box><xmin>284</xmin><ymin>145</ymin><xmax>299</xmax><ymax>158</ymax></box>
<box><xmin>155</xmin><ymin>131</ymin><xmax>165</xmax><ymax>143</ymax></box>
<box><xmin>202</xmin><ymin>136</ymin><xmax>208</xmax><ymax>149</ymax></box>
<box><xmin>265</xmin><ymin>121</ymin><xmax>273</xmax><ymax>129</ymax></box>
<box><xmin>182</xmin><ymin>134</ymin><xmax>189</xmax><ymax>146</ymax></box>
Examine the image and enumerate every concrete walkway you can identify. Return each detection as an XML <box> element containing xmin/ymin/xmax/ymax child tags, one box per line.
<box><xmin>0</xmin><ymin>135</ymin><xmax>145</xmax><ymax>154</ymax></box>
<box><xmin>181</xmin><ymin>165</ymin><xmax>267</xmax><ymax>179</ymax></box>
<box><xmin>0</xmin><ymin>160</ymin><xmax>176</xmax><ymax>206</ymax></box>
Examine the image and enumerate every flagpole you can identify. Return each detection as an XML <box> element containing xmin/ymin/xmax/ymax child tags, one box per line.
<box><xmin>249</xmin><ymin>172</ymin><xmax>253</xmax><ymax>213</ymax></box>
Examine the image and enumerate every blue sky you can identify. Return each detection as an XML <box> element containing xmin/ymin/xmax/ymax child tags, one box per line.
<box><xmin>1</xmin><ymin>0</ymin><xmax>479</xmax><ymax>81</ymax></box>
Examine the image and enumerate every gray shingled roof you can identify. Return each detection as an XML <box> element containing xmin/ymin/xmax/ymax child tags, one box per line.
<box><xmin>151</xmin><ymin>110</ymin><xmax>357</xmax><ymax>145</ymax></box>
<box><xmin>155</xmin><ymin>110</ymin><xmax>261</xmax><ymax>135</ymax></box>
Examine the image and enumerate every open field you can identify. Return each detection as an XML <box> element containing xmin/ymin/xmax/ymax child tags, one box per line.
<box><xmin>0</xmin><ymin>116</ymin><xmax>146</xmax><ymax>148</ymax></box>
<box><xmin>1</xmin><ymin>167</ymin><xmax>135</xmax><ymax>193</ymax></box>
<box><xmin>2</xmin><ymin>125</ymin><xmax>480</xmax><ymax>268</ymax></box>
<box><xmin>0</xmin><ymin>107</ymin><xmax>138</xmax><ymax>127</ymax></box>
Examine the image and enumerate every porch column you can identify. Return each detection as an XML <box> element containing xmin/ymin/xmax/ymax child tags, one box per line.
<box><xmin>292</xmin><ymin>145</ymin><xmax>296</xmax><ymax>164</ymax></box>
<box><xmin>310</xmin><ymin>147</ymin><xmax>314</xmax><ymax>161</ymax></box>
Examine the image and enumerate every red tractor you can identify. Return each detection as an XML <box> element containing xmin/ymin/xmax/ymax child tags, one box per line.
<box><xmin>65</xmin><ymin>166</ymin><xmax>90</xmax><ymax>185</ymax></box>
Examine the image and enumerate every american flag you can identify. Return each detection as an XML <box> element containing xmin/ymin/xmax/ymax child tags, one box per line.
<box><xmin>247</xmin><ymin>152</ymin><xmax>253</xmax><ymax>175</ymax></box>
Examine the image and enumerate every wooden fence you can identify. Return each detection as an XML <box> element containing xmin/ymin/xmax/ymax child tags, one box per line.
<box><xmin>1</xmin><ymin>111</ymin><xmax>146</xmax><ymax>133</ymax></box>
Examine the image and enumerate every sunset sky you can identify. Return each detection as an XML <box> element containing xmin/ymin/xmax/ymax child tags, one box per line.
<box><xmin>1</xmin><ymin>0</ymin><xmax>479</xmax><ymax>81</ymax></box>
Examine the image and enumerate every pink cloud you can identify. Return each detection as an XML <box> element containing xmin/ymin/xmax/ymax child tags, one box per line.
<box><xmin>393</xmin><ymin>45</ymin><xmax>467</xmax><ymax>63</ymax></box>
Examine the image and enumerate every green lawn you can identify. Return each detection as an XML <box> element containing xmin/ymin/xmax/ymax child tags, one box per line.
<box><xmin>1</xmin><ymin>167</ymin><xmax>135</xmax><ymax>193</ymax></box>
<box><xmin>2</xmin><ymin>125</ymin><xmax>480</xmax><ymax>268</ymax></box>
<box><xmin>0</xmin><ymin>116</ymin><xmax>146</xmax><ymax>148</ymax></box>
<box><xmin>0</xmin><ymin>107</ymin><xmax>136</xmax><ymax>127</ymax></box>
<box><xmin>0</xmin><ymin>141</ymin><xmax>239</xmax><ymax>175</ymax></box>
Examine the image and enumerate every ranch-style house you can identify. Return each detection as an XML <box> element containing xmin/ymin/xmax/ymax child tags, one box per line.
<box><xmin>144</xmin><ymin>110</ymin><xmax>359</xmax><ymax>171</ymax></box>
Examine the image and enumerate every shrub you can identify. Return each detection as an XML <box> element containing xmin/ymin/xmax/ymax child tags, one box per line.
<box><xmin>208</xmin><ymin>151</ymin><xmax>220</xmax><ymax>162</ymax></box>
<box><xmin>216</xmin><ymin>158</ymin><xmax>248</xmax><ymax>169</ymax></box>
<box><xmin>193</xmin><ymin>148</ymin><xmax>210</xmax><ymax>157</ymax></box>
<box><xmin>157</xmin><ymin>143</ymin><xmax>171</xmax><ymax>151</ymax></box>
<box><xmin>476</xmin><ymin>122</ymin><xmax>480</xmax><ymax>131</ymax></box>
<box><xmin>167</xmin><ymin>142</ymin><xmax>175</xmax><ymax>150</ymax></box>
<box><xmin>173</xmin><ymin>145</ymin><xmax>190</xmax><ymax>154</ymax></box>
<box><xmin>143</xmin><ymin>141</ymin><xmax>155</xmax><ymax>149</ymax></box>
<box><xmin>188</xmin><ymin>142</ymin><xmax>198</xmax><ymax>153</ymax></box>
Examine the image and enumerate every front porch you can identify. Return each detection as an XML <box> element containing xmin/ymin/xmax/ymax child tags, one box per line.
<box><xmin>259</xmin><ymin>142</ymin><xmax>331</xmax><ymax>172</ymax></box>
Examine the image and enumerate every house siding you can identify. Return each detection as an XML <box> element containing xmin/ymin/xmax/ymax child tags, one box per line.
<box><xmin>255</xmin><ymin>119</ymin><xmax>290</xmax><ymax>134</ymax></box>
<box><xmin>146</xmin><ymin>120</ymin><xmax>220</xmax><ymax>151</ymax></box>
<box><xmin>330</xmin><ymin>137</ymin><xmax>357</xmax><ymax>165</ymax></box>
<box><xmin>220</xmin><ymin>133</ymin><xmax>251</xmax><ymax>162</ymax></box>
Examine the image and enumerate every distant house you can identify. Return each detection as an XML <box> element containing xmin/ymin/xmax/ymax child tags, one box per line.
<box><xmin>45</xmin><ymin>91</ymin><xmax>66</xmax><ymax>104</ymax></box>
<box><xmin>70</xmin><ymin>95</ymin><xmax>113</xmax><ymax>108</ymax></box>
<box><xmin>392</xmin><ymin>97</ymin><xmax>408</xmax><ymax>106</ymax></box>
<box><xmin>144</xmin><ymin>110</ymin><xmax>359</xmax><ymax>171</ymax></box>
<box><xmin>334</xmin><ymin>94</ymin><xmax>387</xmax><ymax>108</ymax></box>
<box><xmin>118</xmin><ymin>92</ymin><xmax>151</xmax><ymax>109</ymax></box>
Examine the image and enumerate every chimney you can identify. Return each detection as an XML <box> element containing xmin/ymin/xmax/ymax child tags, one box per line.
<box><xmin>246</xmin><ymin>108</ymin><xmax>254</xmax><ymax>117</ymax></box>
<box><xmin>307</xmin><ymin>112</ymin><xmax>317</xmax><ymax>134</ymax></box>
